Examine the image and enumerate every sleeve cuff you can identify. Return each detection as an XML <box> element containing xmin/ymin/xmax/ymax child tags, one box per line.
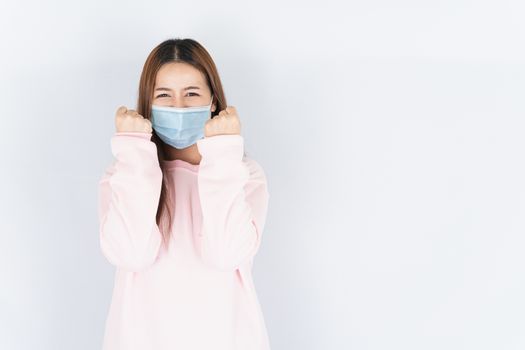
<box><xmin>110</xmin><ymin>132</ymin><xmax>158</xmax><ymax>164</ymax></box>
<box><xmin>196</xmin><ymin>134</ymin><xmax>244</xmax><ymax>163</ymax></box>
<box><xmin>114</xmin><ymin>131</ymin><xmax>152</xmax><ymax>140</ymax></box>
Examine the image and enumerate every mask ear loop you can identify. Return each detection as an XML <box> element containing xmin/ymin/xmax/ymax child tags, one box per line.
<box><xmin>209</xmin><ymin>94</ymin><xmax>215</xmax><ymax>117</ymax></box>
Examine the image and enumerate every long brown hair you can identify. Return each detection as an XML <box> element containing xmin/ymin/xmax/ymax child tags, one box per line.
<box><xmin>136</xmin><ymin>38</ymin><xmax>228</xmax><ymax>249</ymax></box>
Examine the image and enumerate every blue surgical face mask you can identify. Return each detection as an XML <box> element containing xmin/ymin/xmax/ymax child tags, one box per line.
<box><xmin>150</xmin><ymin>95</ymin><xmax>214</xmax><ymax>149</ymax></box>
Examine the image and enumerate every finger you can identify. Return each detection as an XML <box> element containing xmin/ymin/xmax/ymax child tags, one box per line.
<box><xmin>127</xmin><ymin>110</ymin><xmax>141</xmax><ymax>118</ymax></box>
<box><xmin>116</xmin><ymin>106</ymin><xmax>128</xmax><ymax>115</ymax></box>
<box><xmin>225</xmin><ymin>106</ymin><xmax>236</xmax><ymax>114</ymax></box>
<box><xmin>144</xmin><ymin>120</ymin><xmax>153</xmax><ymax>132</ymax></box>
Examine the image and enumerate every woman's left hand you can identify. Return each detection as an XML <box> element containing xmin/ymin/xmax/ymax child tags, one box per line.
<box><xmin>204</xmin><ymin>106</ymin><xmax>241</xmax><ymax>137</ymax></box>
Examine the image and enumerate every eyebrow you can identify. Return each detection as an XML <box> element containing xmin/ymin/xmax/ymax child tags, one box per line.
<box><xmin>154</xmin><ymin>86</ymin><xmax>201</xmax><ymax>91</ymax></box>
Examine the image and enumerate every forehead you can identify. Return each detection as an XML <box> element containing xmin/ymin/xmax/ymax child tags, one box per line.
<box><xmin>155</xmin><ymin>62</ymin><xmax>206</xmax><ymax>87</ymax></box>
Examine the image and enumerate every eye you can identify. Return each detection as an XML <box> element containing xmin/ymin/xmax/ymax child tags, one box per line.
<box><xmin>186</xmin><ymin>92</ymin><xmax>199</xmax><ymax>97</ymax></box>
<box><xmin>156</xmin><ymin>93</ymin><xmax>169</xmax><ymax>98</ymax></box>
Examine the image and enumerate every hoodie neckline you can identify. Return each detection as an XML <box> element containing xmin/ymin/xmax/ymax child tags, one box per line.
<box><xmin>161</xmin><ymin>158</ymin><xmax>200</xmax><ymax>172</ymax></box>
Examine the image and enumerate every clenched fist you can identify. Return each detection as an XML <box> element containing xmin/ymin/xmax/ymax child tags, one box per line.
<box><xmin>115</xmin><ymin>106</ymin><xmax>153</xmax><ymax>133</ymax></box>
<box><xmin>204</xmin><ymin>106</ymin><xmax>241</xmax><ymax>137</ymax></box>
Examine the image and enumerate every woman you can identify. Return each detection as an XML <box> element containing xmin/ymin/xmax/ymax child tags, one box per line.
<box><xmin>97</xmin><ymin>38</ymin><xmax>271</xmax><ymax>350</ymax></box>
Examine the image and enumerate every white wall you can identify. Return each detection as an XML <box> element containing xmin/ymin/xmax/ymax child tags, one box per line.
<box><xmin>1</xmin><ymin>0</ymin><xmax>524</xmax><ymax>349</ymax></box>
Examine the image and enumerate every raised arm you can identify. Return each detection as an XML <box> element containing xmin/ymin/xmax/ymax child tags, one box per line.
<box><xmin>97</xmin><ymin>132</ymin><xmax>164</xmax><ymax>272</ymax></box>
<box><xmin>196</xmin><ymin>134</ymin><xmax>270</xmax><ymax>271</ymax></box>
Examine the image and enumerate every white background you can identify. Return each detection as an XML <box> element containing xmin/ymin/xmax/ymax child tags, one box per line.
<box><xmin>1</xmin><ymin>0</ymin><xmax>524</xmax><ymax>349</ymax></box>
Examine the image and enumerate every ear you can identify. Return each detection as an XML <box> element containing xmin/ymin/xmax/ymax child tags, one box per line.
<box><xmin>211</xmin><ymin>103</ymin><xmax>217</xmax><ymax>113</ymax></box>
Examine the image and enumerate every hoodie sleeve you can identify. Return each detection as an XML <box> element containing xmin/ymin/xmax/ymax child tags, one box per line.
<box><xmin>196</xmin><ymin>134</ymin><xmax>270</xmax><ymax>271</ymax></box>
<box><xmin>97</xmin><ymin>131</ymin><xmax>164</xmax><ymax>272</ymax></box>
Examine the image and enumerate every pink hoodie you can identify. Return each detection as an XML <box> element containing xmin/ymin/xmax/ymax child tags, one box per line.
<box><xmin>97</xmin><ymin>131</ymin><xmax>271</xmax><ymax>350</ymax></box>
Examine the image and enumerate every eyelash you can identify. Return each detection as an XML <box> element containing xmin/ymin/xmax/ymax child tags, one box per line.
<box><xmin>156</xmin><ymin>92</ymin><xmax>199</xmax><ymax>98</ymax></box>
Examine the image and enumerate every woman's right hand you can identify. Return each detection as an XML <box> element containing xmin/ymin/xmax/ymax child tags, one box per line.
<box><xmin>115</xmin><ymin>106</ymin><xmax>153</xmax><ymax>133</ymax></box>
